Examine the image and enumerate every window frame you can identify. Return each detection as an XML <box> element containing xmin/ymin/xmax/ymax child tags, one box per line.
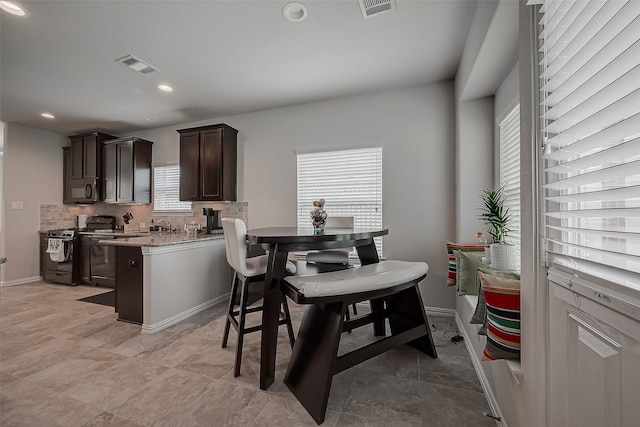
<box><xmin>152</xmin><ymin>164</ymin><xmax>192</xmax><ymax>214</ymax></box>
<box><xmin>296</xmin><ymin>146</ymin><xmax>383</xmax><ymax>257</ymax></box>
<box><xmin>498</xmin><ymin>102</ymin><xmax>521</xmax><ymax>270</ymax></box>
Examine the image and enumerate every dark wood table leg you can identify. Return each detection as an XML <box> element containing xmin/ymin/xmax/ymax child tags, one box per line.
<box><xmin>355</xmin><ymin>239</ymin><xmax>386</xmax><ymax>336</ymax></box>
<box><xmin>260</xmin><ymin>245</ymin><xmax>289</xmax><ymax>390</ymax></box>
<box><xmin>387</xmin><ymin>285</ymin><xmax>437</xmax><ymax>358</ymax></box>
<box><xmin>284</xmin><ymin>301</ymin><xmax>345</xmax><ymax>424</ymax></box>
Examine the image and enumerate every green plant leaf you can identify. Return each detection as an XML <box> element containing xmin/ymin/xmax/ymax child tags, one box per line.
<box><xmin>477</xmin><ymin>187</ymin><xmax>512</xmax><ymax>242</ymax></box>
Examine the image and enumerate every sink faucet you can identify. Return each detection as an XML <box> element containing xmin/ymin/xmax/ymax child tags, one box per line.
<box><xmin>156</xmin><ymin>219</ymin><xmax>171</xmax><ymax>232</ymax></box>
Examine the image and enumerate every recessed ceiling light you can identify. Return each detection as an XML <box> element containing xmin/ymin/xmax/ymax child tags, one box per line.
<box><xmin>41</xmin><ymin>113</ymin><xmax>55</xmax><ymax>119</ymax></box>
<box><xmin>283</xmin><ymin>2</ymin><xmax>308</xmax><ymax>22</ymax></box>
<box><xmin>144</xmin><ymin>117</ymin><xmax>157</xmax><ymax>122</ymax></box>
<box><xmin>158</xmin><ymin>84</ymin><xmax>173</xmax><ymax>92</ymax></box>
<box><xmin>0</xmin><ymin>1</ymin><xmax>26</xmax><ymax>16</ymax></box>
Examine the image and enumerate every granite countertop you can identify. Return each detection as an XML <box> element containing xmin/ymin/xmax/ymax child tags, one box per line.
<box><xmin>78</xmin><ymin>230</ymin><xmax>150</xmax><ymax>237</ymax></box>
<box><xmin>98</xmin><ymin>232</ymin><xmax>225</xmax><ymax>247</ymax></box>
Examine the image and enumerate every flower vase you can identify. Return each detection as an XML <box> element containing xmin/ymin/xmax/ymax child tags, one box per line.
<box><xmin>313</xmin><ymin>221</ymin><xmax>326</xmax><ymax>234</ymax></box>
<box><xmin>490</xmin><ymin>242</ymin><xmax>514</xmax><ymax>271</ymax></box>
<box><xmin>311</xmin><ymin>208</ymin><xmax>327</xmax><ymax>233</ymax></box>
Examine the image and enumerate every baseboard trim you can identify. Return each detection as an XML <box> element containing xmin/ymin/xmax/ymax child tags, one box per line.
<box><xmin>141</xmin><ymin>294</ymin><xmax>228</xmax><ymax>334</ymax></box>
<box><xmin>0</xmin><ymin>276</ymin><xmax>43</xmax><ymax>287</ymax></box>
<box><xmin>425</xmin><ymin>305</ymin><xmax>455</xmax><ymax>317</ymax></box>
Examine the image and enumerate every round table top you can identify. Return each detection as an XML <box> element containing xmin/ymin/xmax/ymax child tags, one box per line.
<box><xmin>246</xmin><ymin>227</ymin><xmax>388</xmax><ymax>245</ymax></box>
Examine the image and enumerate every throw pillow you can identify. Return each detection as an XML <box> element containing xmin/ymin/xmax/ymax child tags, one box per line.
<box><xmin>470</xmin><ymin>290</ymin><xmax>488</xmax><ymax>335</ymax></box>
<box><xmin>454</xmin><ymin>250</ymin><xmax>486</xmax><ymax>295</ymax></box>
<box><xmin>445</xmin><ymin>241</ymin><xmax>484</xmax><ymax>287</ymax></box>
<box><xmin>479</xmin><ymin>271</ymin><xmax>521</xmax><ymax>361</ymax></box>
<box><xmin>470</xmin><ymin>267</ymin><xmax>521</xmax><ymax>326</ymax></box>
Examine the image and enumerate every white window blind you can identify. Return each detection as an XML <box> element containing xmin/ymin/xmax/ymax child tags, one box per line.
<box><xmin>499</xmin><ymin>104</ymin><xmax>521</xmax><ymax>270</ymax></box>
<box><xmin>539</xmin><ymin>0</ymin><xmax>640</xmax><ymax>291</ymax></box>
<box><xmin>153</xmin><ymin>165</ymin><xmax>192</xmax><ymax>212</ymax></box>
<box><xmin>297</xmin><ymin>147</ymin><xmax>383</xmax><ymax>256</ymax></box>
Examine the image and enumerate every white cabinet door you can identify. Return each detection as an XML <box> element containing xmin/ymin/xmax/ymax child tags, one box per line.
<box><xmin>549</xmin><ymin>282</ymin><xmax>640</xmax><ymax>427</ymax></box>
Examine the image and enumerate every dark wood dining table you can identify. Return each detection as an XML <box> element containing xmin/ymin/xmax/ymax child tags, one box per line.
<box><xmin>246</xmin><ymin>226</ymin><xmax>389</xmax><ymax>390</ymax></box>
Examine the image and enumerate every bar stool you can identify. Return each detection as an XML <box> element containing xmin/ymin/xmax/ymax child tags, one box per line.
<box><xmin>221</xmin><ymin>218</ymin><xmax>296</xmax><ymax>377</ymax></box>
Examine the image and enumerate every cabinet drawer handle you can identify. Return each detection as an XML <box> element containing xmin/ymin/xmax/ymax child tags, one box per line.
<box><xmin>129</xmin><ymin>260</ymin><xmax>138</xmax><ymax>268</ymax></box>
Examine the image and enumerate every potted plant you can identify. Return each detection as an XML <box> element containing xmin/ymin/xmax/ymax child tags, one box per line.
<box><xmin>478</xmin><ymin>187</ymin><xmax>511</xmax><ymax>243</ymax></box>
<box><xmin>478</xmin><ymin>187</ymin><xmax>514</xmax><ymax>270</ymax></box>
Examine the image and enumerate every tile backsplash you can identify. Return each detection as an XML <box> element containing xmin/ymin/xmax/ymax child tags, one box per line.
<box><xmin>40</xmin><ymin>202</ymin><xmax>248</xmax><ymax>232</ymax></box>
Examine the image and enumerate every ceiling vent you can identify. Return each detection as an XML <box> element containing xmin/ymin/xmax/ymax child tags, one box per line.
<box><xmin>115</xmin><ymin>54</ymin><xmax>159</xmax><ymax>75</ymax></box>
<box><xmin>358</xmin><ymin>0</ymin><xmax>395</xmax><ymax>20</ymax></box>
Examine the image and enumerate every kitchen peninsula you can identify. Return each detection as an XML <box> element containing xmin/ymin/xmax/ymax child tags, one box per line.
<box><xmin>100</xmin><ymin>232</ymin><xmax>233</xmax><ymax>333</ymax></box>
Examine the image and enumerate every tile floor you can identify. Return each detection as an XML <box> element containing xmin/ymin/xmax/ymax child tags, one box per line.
<box><xmin>1</xmin><ymin>281</ymin><xmax>496</xmax><ymax>427</ymax></box>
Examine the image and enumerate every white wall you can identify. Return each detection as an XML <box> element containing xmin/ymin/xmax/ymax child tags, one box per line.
<box><xmin>1</xmin><ymin>123</ymin><xmax>67</xmax><ymax>284</ymax></box>
<box><xmin>2</xmin><ymin>82</ymin><xmax>459</xmax><ymax>309</ymax></box>
<box><xmin>456</xmin><ymin>0</ymin><xmax>499</xmax><ymax>101</ymax></box>
<box><xmin>455</xmin><ymin>96</ymin><xmax>494</xmax><ymax>242</ymax></box>
<box><xmin>452</xmin><ymin>1</ymin><xmax>527</xmax><ymax>426</ymax></box>
<box><xmin>454</xmin><ymin>0</ymin><xmax>519</xmax><ymax>244</ymax></box>
<box><xmin>495</xmin><ymin>62</ymin><xmax>520</xmax><ymax>119</ymax></box>
<box><xmin>132</xmin><ymin>83</ymin><xmax>459</xmax><ymax>310</ymax></box>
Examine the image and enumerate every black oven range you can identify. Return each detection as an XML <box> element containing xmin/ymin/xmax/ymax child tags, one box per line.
<box><xmin>42</xmin><ymin>229</ymin><xmax>78</xmax><ymax>285</ymax></box>
<box><xmin>79</xmin><ymin>215</ymin><xmax>117</xmax><ymax>288</ymax></box>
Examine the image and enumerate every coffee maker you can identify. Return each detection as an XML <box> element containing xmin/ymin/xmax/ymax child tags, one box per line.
<box><xmin>202</xmin><ymin>208</ymin><xmax>222</xmax><ymax>233</ymax></box>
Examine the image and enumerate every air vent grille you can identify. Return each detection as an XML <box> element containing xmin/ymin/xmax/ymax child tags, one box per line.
<box><xmin>115</xmin><ymin>54</ymin><xmax>159</xmax><ymax>75</ymax></box>
<box><xmin>358</xmin><ymin>0</ymin><xmax>395</xmax><ymax>19</ymax></box>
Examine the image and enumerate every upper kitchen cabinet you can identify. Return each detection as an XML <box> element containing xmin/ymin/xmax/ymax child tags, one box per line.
<box><xmin>103</xmin><ymin>137</ymin><xmax>153</xmax><ymax>204</ymax></box>
<box><xmin>177</xmin><ymin>124</ymin><xmax>238</xmax><ymax>201</ymax></box>
<box><xmin>62</xmin><ymin>146</ymin><xmax>72</xmax><ymax>204</ymax></box>
<box><xmin>69</xmin><ymin>132</ymin><xmax>116</xmax><ymax>180</ymax></box>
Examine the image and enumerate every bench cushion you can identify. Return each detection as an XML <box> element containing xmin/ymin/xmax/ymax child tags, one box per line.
<box><xmin>284</xmin><ymin>260</ymin><xmax>429</xmax><ymax>298</ymax></box>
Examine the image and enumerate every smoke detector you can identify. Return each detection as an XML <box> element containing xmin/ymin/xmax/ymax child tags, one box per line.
<box><xmin>115</xmin><ymin>54</ymin><xmax>160</xmax><ymax>75</ymax></box>
<box><xmin>358</xmin><ymin>0</ymin><xmax>395</xmax><ymax>20</ymax></box>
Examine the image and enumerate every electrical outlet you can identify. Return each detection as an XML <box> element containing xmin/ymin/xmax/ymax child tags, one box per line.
<box><xmin>12</xmin><ymin>201</ymin><xmax>23</xmax><ymax>210</ymax></box>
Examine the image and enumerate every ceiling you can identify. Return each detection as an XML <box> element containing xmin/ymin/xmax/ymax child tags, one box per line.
<box><xmin>1</xmin><ymin>0</ymin><xmax>478</xmax><ymax>136</ymax></box>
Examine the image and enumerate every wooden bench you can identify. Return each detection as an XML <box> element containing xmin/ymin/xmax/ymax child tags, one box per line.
<box><xmin>281</xmin><ymin>260</ymin><xmax>438</xmax><ymax>424</ymax></box>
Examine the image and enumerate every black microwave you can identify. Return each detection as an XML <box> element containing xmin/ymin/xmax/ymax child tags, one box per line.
<box><xmin>69</xmin><ymin>178</ymin><xmax>99</xmax><ymax>203</ymax></box>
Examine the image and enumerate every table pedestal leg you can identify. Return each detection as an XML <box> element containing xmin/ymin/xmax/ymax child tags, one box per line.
<box><xmin>260</xmin><ymin>246</ymin><xmax>288</xmax><ymax>390</ymax></box>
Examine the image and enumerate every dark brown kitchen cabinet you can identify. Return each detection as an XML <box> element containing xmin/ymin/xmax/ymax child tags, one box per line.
<box><xmin>103</xmin><ymin>137</ymin><xmax>153</xmax><ymax>203</ymax></box>
<box><xmin>62</xmin><ymin>146</ymin><xmax>72</xmax><ymax>204</ymax></box>
<box><xmin>115</xmin><ymin>246</ymin><xmax>143</xmax><ymax>324</ymax></box>
<box><xmin>69</xmin><ymin>132</ymin><xmax>116</xmax><ymax>180</ymax></box>
<box><xmin>177</xmin><ymin>124</ymin><xmax>238</xmax><ymax>201</ymax></box>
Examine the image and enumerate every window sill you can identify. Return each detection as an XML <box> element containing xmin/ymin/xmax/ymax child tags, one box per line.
<box><xmin>151</xmin><ymin>210</ymin><xmax>193</xmax><ymax>215</ymax></box>
<box><xmin>462</xmin><ymin>294</ymin><xmax>523</xmax><ymax>384</ymax></box>
<box><xmin>505</xmin><ymin>359</ymin><xmax>523</xmax><ymax>384</ymax></box>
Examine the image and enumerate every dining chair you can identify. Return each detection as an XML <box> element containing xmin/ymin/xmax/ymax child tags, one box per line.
<box><xmin>305</xmin><ymin>216</ymin><xmax>359</xmax><ymax>319</ymax></box>
<box><xmin>221</xmin><ymin>218</ymin><xmax>296</xmax><ymax>377</ymax></box>
<box><xmin>305</xmin><ymin>216</ymin><xmax>354</xmax><ymax>265</ymax></box>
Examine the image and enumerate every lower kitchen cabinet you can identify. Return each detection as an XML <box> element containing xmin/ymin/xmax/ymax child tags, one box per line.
<box><xmin>115</xmin><ymin>246</ymin><xmax>143</xmax><ymax>324</ymax></box>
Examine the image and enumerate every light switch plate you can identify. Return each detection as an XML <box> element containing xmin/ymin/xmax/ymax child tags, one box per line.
<box><xmin>12</xmin><ymin>201</ymin><xmax>23</xmax><ymax>210</ymax></box>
